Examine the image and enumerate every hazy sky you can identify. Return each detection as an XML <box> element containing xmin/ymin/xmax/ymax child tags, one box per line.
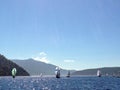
<box><xmin>0</xmin><ymin>0</ymin><xmax>120</xmax><ymax>70</ymax></box>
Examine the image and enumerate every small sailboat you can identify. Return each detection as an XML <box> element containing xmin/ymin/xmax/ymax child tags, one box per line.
<box><xmin>66</xmin><ymin>71</ymin><xmax>70</xmax><ymax>77</ymax></box>
<box><xmin>12</xmin><ymin>68</ymin><xmax>17</xmax><ymax>78</ymax></box>
<box><xmin>55</xmin><ymin>67</ymin><xmax>60</xmax><ymax>78</ymax></box>
<box><xmin>40</xmin><ymin>73</ymin><xmax>43</xmax><ymax>77</ymax></box>
<box><xmin>97</xmin><ymin>70</ymin><xmax>101</xmax><ymax>77</ymax></box>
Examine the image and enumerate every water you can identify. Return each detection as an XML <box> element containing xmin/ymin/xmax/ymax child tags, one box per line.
<box><xmin>0</xmin><ymin>76</ymin><xmax>120</xmax><ymax>90</ymax></box>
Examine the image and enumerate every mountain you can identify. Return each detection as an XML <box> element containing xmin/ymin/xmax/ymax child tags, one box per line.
<box><xmin>13</xmin><ymin>59</ymin><xmax>75</xmax><ymax>75</ymax></box>
<box><xmin>72</xmin><ymin>67</ymin><xmax>120</xmax><ymax>76</ymax></box>
<box><xmin>0</xmin><ymin>54</ymin><xmax>29</xmax><ymax>76</ymax></box>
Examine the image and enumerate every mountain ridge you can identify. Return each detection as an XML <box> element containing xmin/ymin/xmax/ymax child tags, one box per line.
<box><xmin>72</xmin><ymin>67</ymin><xmax>120</xmax><ymax>76</ymax></box>
<box><xmin>12</xmin><ymin>59</ymin><xmax>76</xmax><ymax>75</ymax></box>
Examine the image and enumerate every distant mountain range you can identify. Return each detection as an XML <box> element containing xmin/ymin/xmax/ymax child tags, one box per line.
<box><xmin>72</xmin><ymin>67</ymin><xmax>120</xmax><ymax>76</ymax></box>
<box><xmin>1</xmin><ymin>53</ymin><xmax>120</xmax><ymax>77</ymax></box>
<box><xmin>12</xmin><ymin>59</ymin><xmax>120</xmax><ymax>76</ymax></box>
<box><xmin>0</xmin><ymin>54</ymin><xmax>29</xmax><ymax>76</ymax></box>
<box><xmin>13</xmin><ymin>59</ymin><xmax>76</xmax><ymax>75</ymax></box>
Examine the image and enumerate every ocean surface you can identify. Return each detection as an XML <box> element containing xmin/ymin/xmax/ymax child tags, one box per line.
<box><xmin>0</xmin><ymin>76</ymin><xmax>120</xmax><ymax>90</ymax></box>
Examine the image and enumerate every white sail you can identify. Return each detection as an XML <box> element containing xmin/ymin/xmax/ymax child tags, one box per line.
<box><xmin>40</xmin><ymin>73</ymin><xmax>43</xmax><ymax>77</ymax></box>
<box><xmin>97</xmin><ymin>70</ymin><xmax>101</xmax><ymax>77</ymax></box>
<box><xmin>12</xmin><ymin>68</ymin><xmax>17</xmax><ymax>78</ymax></box>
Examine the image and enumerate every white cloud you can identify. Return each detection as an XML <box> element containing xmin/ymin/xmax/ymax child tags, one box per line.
<box><xmin>32</xmin><ymin>52</ymin><xmax>50</xmax><ymax>63</ymax></box>
<box><xmin>64</xmin><ymin>59</ymin><xmax>75</xmax><ymax>63</ymax></box>
<box><xmin>33</xmin><ymin>57</ymin><xmax>49</xmax><ymax>63</ymax></box>
<box><xmin>39</xmin><ymin>52</ymin><xmax>47</xmax><ymax>56</ymax></box>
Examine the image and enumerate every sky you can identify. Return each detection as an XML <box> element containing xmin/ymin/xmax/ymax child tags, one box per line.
<box><xmin>0</xmin><ymin>0</ymin><xmax>120</xmax><ymax>70</ymax></box>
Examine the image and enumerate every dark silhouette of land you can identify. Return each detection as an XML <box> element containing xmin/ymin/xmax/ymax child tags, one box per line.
<box><xmin>0</xmin><ymin>54</ymin><xmax>29</xmax><ymax>76</ymax></box>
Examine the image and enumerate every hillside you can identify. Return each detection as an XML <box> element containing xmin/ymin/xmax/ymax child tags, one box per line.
<box><xmin>13</xmin><ymin>59</ymin><xmax>75</xmax><ymax>75</ymax></box>
<box><xmin>0</xmin><ymin>54</ymin><xmax>29</xmax><ymax>76</ymax></box>
<box><xmin>72</xmin><ymin>67</ymin><xmax>120</xmax><ymax>76</ymax></box>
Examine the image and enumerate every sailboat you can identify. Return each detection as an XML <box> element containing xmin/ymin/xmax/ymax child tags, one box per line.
<box><xmin>66</xmin><ymin>71</ymin><xmax>70</xmax><ymax>77</ymax></box>
<box><xmin>55</xmin><ymin>67</ymin><xmax>60</xmax><ymax>78</ymax></box>
<box><xmin>97</xmin><ymin>70</ymin><xmax>101</xmax><ymax>77</ymax></box>
<box><xmin>12</xmin><ymin>68</ymin><xmax>17</xmax><ymax>78</ymax></box>
<box><xmin>40</xmin><ymin>73</ymin><xmax>43</xmax><ymax>77</ymax></box>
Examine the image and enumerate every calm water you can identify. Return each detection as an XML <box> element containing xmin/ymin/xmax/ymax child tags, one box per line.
<box><xmin>0</xmin><ymin>76</ymin><xmax>120</xmax><ymax>90</ymax></box>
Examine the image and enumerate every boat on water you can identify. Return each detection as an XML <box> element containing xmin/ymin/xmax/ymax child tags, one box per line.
<box><xmin>66</xmin><ymin>71</ymin><xmax>70</xmax><ymax>77</ymax></box>
<box><xmin>55</xmin><ymin>67</ymin><xmax>60</xmax><ymax>78</ymax></box>
<box><xmin>97</xmin><ymin>70</ymin><xmax>101</xmax><ymax>77</ymax></box>
<box><xmin>11</xmin><ymin>68</ymin><xmax>17</xmax><ymax>78</ymax></box>
<box><xmin>40</xmin><ymin>73</ymin><xmax>43</xmax><ymax>77</ymax></box>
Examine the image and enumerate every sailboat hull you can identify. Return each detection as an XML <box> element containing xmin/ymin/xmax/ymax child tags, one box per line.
<box><xmin>66</xmin><ymin>76</ymin><xmax>70</xmax><ymax>78</ymax></box>
<box><xmin>98</xmin><ymin>75</ymin><xmax>101</xmax><ymax>77</ymax></box>
<box><xmin>56</xmin><ymin>75</ymin><xmax>60</xmax><ymax>78</ymax></box>
<box><xmin>12</xmin><ymin>76</ymin><xmax>15</xmax><ymax>78</ymax></box>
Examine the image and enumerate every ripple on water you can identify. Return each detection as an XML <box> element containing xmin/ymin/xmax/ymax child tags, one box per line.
<box><xmin>0</xmin><ymin>76</ymin><xmax>120</xmax><ymax>90</ymax></box>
